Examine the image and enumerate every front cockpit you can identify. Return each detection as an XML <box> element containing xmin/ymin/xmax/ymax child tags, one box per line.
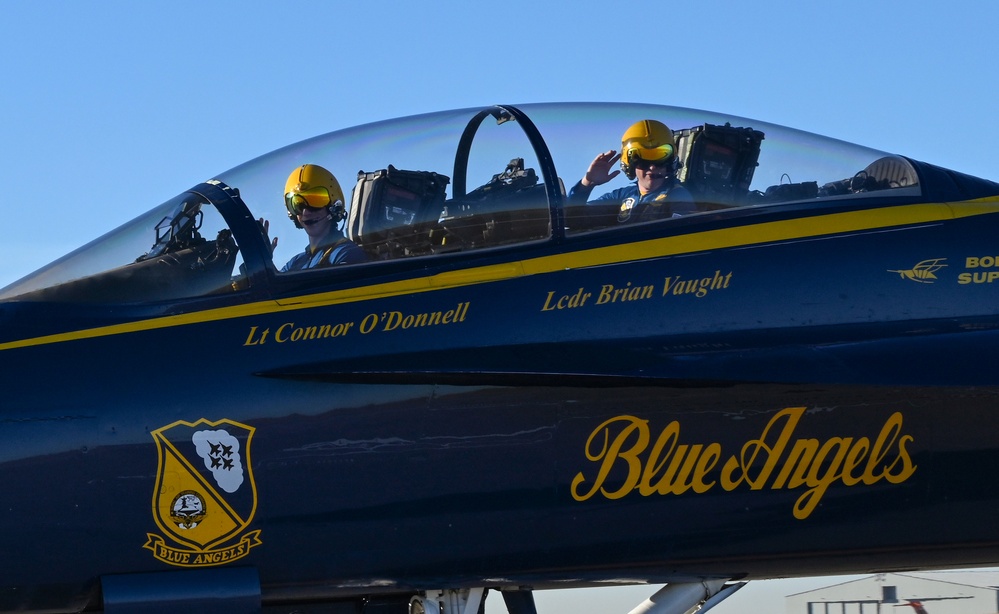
<box><xmin>2</xmin><ymin>102</ymin><xmax>997</xmax><ymax>309</ymax></box>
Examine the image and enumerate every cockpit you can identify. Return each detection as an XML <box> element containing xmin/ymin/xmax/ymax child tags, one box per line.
<box><xmin>2</xmin><ymin>102</ymin><xmax>997</xmax><ymax>307</ymax></box>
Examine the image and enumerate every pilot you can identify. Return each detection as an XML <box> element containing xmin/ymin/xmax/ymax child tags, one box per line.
<box><xmin>568</xmin><ymin>119</ymin><xmax>694</xmax><ymax>223</ymax></box>
<box><xmin>279</xmin><ymin>164</ymin><xmax>367</xmax><ymax>271</ymax></box>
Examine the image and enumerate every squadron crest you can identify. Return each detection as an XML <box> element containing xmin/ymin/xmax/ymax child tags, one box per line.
<box><xmin>144</xmin><ymin>418</ymin><xmax>261</xmax><ymax>566</ymax></box>
<box><xmin>617</xmin><ymin>197</ymin><xmax>637</xmax><ymax>222</ymax></box>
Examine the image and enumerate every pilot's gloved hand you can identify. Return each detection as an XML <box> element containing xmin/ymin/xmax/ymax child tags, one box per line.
<box><xmin>257</xmin><ymin>218</ymin><xmax>278</xmax><ymax>254</ymax></box>
<box><xmin>582</xmin><ymin>150</ymin><xmax>622</xmax><ymax>187</ymax></box>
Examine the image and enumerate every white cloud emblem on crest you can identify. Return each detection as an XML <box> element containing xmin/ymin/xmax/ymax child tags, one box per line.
<box><xmin>192</xmin><ymin>429</ymin><xmax>244</xmax><ymax>493</ymax></box>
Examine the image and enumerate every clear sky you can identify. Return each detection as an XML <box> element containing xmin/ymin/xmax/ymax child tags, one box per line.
<box><xmin>1</xmin><ymin>1</ymin><xmax>996</xmax><ymax>612</ymax></box>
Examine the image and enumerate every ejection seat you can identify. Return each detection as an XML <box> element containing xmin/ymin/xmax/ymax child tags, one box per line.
<box><xmin>347</xmin><ymin>165</ymin><xmax>450</xmax><ymax>260</ymax></box>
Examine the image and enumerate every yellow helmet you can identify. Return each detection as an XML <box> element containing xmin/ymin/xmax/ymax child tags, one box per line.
<box><xmin>620</xmin><ymin>119</ymin><xmax>676</xmax><ymax>180</ymax></box>
<box><xmin>284</xmin><ymin>164</ymin><xmax>346</xmax><ymax>228</ymax></box>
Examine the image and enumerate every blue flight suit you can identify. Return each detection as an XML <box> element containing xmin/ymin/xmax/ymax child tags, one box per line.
<box><xmin>281</xmin><ymin>228</ymin><xmax>368</xmax><ymax>272</ymax></box>
<box><xmin>568</xmin><ymin>178</ymin><xmax>695</xmax><ymax>223</ymax></box>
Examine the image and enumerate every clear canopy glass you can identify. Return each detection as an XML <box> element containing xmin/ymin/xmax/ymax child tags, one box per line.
<box><xmin>0</xmin><ymin>102</ymin><xmax>925</xmax><ymax>304</ymax></box>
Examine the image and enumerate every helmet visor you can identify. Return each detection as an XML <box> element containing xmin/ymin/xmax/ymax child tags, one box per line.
<box><xmin>625</xmin><ymin>143</ymin><xmax>675</xmax><ymax>164</ymax></box>
<box><xmin>285</xmin><ymin>186</ymin><xmax>332</xmax><ymax>215</ymax></box>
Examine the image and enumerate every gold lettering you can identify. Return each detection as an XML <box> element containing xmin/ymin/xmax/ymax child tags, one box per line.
<box><xmin>595</xmin><ymin>283</ymin><xmax>652</xmax><ymax>305</ymax></box>
<box><xmin>571</xmin><ymin>416</ymin><xmax>649</xmax><ymax>501</ymax></box>
<box><xmin>243</xmin><ymin>326</ymin><xmax>269</xmax><ymax>346</ymax></box>
<box><xmin>792</xmin><ymin>437</ymin><xmax>852</xmax><ymax>520</ymax></box>
<box><xmin>772</xmin><ymin>438</ymin><xmax>819</xmax><ymax>490</ymax></box>
<box><xmin>541</xmin><ymin>291</ymin><xmax>558</xmax><ymax>311</ymax></box>
<box><xmin>721</xmin><ymin>407</ymin><xmax>804</xmax><ymax>490</ymax></box>
<box><xmin>638</xmin><ymin>421</ymin><xmax>683</xmax><ymax>495</ymax></box>
<box><xmin>596</xmin><ymin>285</ymin><xmax>615</xmax><ymax>305</ymax></box>
<box><xmin>841</xmin><ymin>438</ymin><xmax>870</xmax><ymax>486</ymax></box>
<box><xmin>865</xmin><ymin>411</ymin><xmax>902</xmax><ymax>484</ymax></box>
<box><xmin>274</xmin><ymin>322</ymin><xmax>293</xmax><ymax>343</ymax></box>
<box><xmin>693</xmin><ymin>444</ymin><xmax>721</xmax><ymax>493</ymax></box>
<box><xmin>574</xmin><ymin>407</ymin><xmax>917</xmax><ymax>520</ymax></box>
<box><xmin>879</xmin><ymin>413</ymin><xmax>918</xmax><ymax>483</ymax></box>
<box><xmin>542</xmin><ymin>288</ymin><xmax>592</xmax><ymax>311</ymax></box>
<box><xmin>663</xmin><ymin>271</ymin><xmax>733</xmax><ymax>298</ymax></box>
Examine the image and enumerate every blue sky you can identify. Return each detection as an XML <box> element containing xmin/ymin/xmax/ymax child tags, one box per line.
<box><xmin>1</xmin><ymin>1</ymin><xmax>996</xmax><ymax>611</ymax></box>
<box><xmin>2</xmin><ymin>1</ymin><xmax>997</xmax><ymax>287</ymax></box>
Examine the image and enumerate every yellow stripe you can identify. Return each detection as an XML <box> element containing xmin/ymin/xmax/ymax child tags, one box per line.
<box><xmin>2</xmin><ymin>200</ymin><xmax>996</xmax><ymax>352</ymax></box>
